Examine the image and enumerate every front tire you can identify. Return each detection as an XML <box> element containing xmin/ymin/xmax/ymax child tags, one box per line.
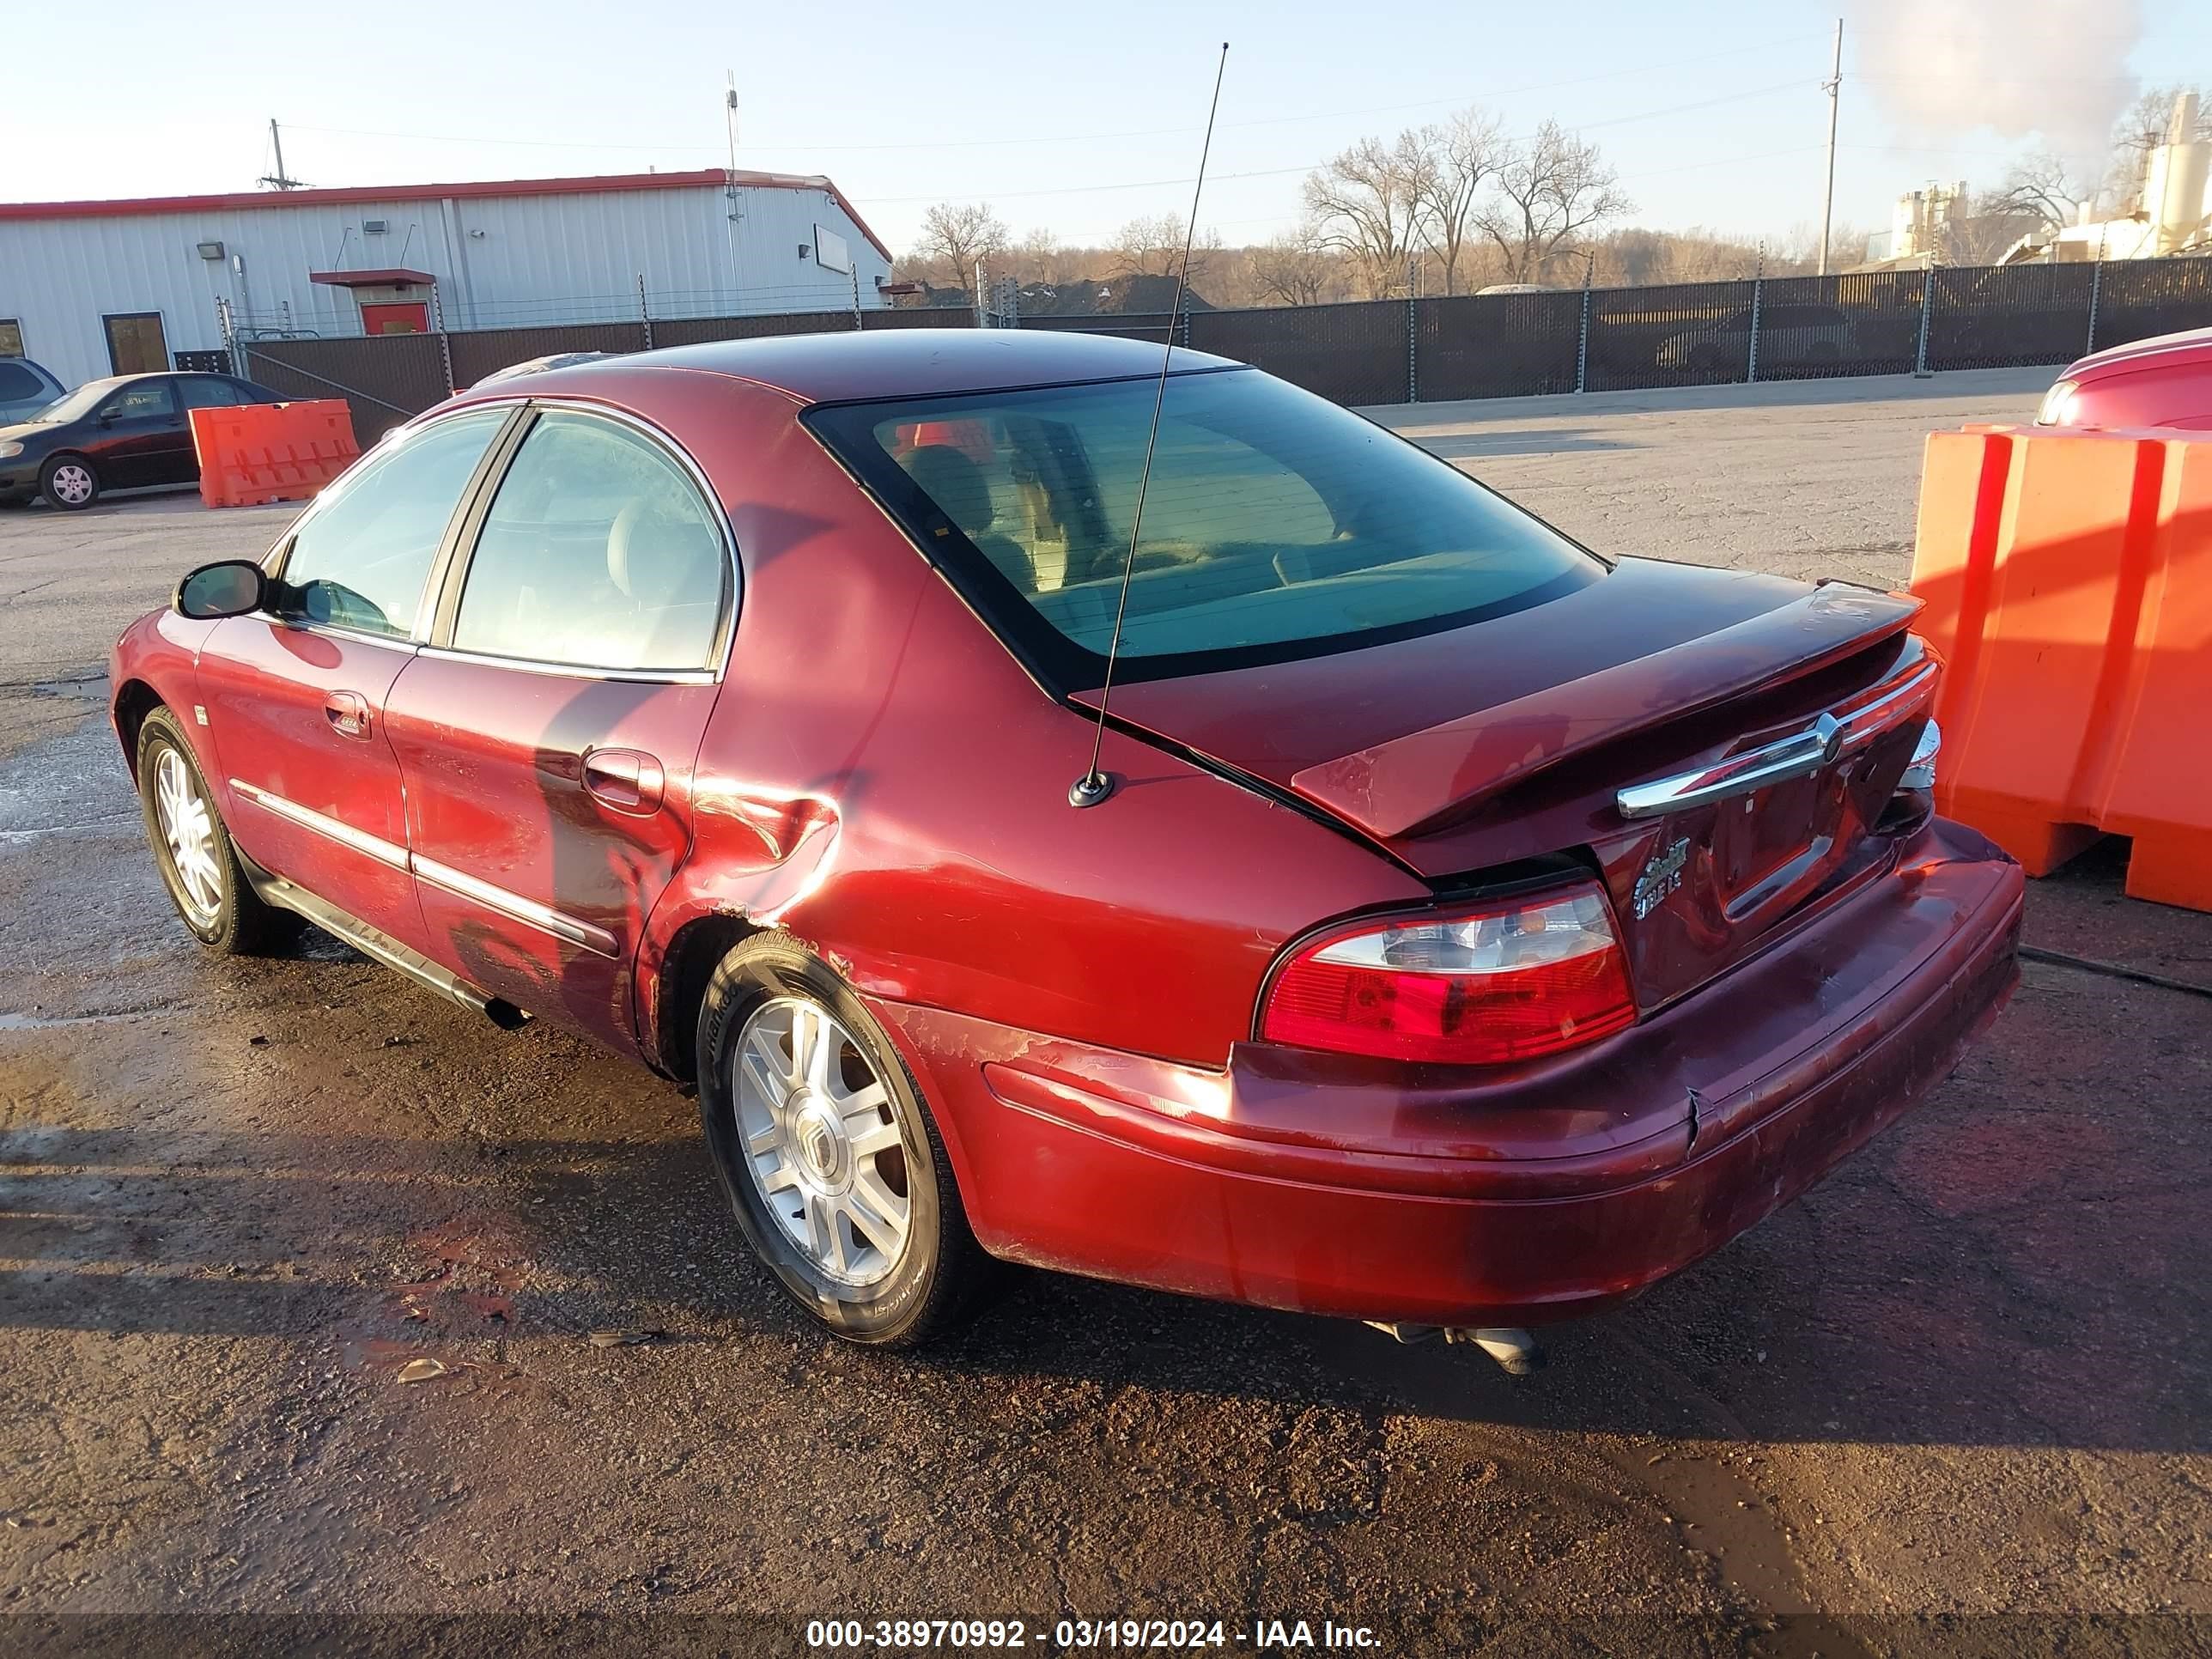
<box><xmin>135</xmin><ymin>708</ymin><xmax>301</xmax><ymax>955</ymax></box>
<box><xmin>40</xmin><ymin>454</ymin><xmax>99</xmax><ymax>511</ymax></box>
<box><xmin>696</xmin><ymin>934</ymin><xmax>989</xmax><ymax>1346</ymax></box>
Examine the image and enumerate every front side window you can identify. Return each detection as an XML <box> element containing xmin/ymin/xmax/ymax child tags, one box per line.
<box><xmin>451</xmin><ymin>410</ymin><xmax>727</xmax><ymax>673</ymax></box>
<box><xmin>276</xmin><ymin>409</ymin><xmax>507</xmax><ymax>640</ymax></box>
<box><xmin>806</xmin><ymin>368</ymin><xmax>1600</xmax><ymax>686</ymax></box>
<box><xmin>100</xmin><ymin>380</ymin><xmax>177</xmax><ymax>422</ymax></box>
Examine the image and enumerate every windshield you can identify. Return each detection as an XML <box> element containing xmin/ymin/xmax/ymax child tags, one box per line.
<box><xmin>27</xmin><ymin>378</ymin><xmax>125</xmax><ymax>424</ymax></box>
<box><xmin>806</xmin><ymin>368</ymin><xmax>1601</xmax><ymax>687</ymax></box>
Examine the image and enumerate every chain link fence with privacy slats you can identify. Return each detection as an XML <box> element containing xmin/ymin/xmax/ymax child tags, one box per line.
<box><xmin>1745</xmin><ymin>270</ymin><xmax>1925</xmax><ymax>380</ymax></box>
<box><xmin>1022</xmin><ymin>312</ymin><xmax>1186</xmax><ymax>344</ymax></box>
<box><xmin>1926</xmin><ymin>263</ymin><xmax>2103</xmax><ymax>371</ymax></box>
<box><xmin>2094</xmin><ymin>258</ymin><xmax>2212</xmax><ymax>349</ymax></box>
<box><xmin>1413</xmin><ymin>290</ymin><xmax>1587</xmax><ymax>399</ymax></box>
<box><xmin>1583</xmin><ymin>280</ymin><xmax>1760</xmax><ymax>392</ymax></box>
<box><xmin>222</xmin><ymin>260</ymin><xmax>2212</xmax><ymax>448</ymax></box>
<box><xmin>240</xmin><ymin>334</ymin><xmax>455</xmax><ymax>445</ymax></box>
<box><xmin>1188</xmin><ymin>301</ymin><xmax>1412</xmax><ymax>406</ymax></box>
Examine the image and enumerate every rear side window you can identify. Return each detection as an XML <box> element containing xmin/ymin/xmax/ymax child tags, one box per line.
<box><xmin>0</xmin><ymin>362</ymin><xmax>42</xmax><ymax>400</ymax></box>
<box><xmin>451</xmin><ymin>410</ymin><xmax>727</xmax><ymax>673</ymax></box>
<box><xmin>807</xmin><ymin>368</ymin><xmax>1599</xmax><ymax>686</ymax></box>
<box><xmin>276</xmin><ymin>409</ymin><xmax>507</xmax><ymax>640</ymax></box>
<box><xmin>177</xmin><ymin>377</ymin><xmax>240</xmax><ymax>410</ymax></box>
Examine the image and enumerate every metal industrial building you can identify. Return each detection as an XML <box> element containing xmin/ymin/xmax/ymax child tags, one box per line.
<box><xmin>0</xmin><ymin>168</ymin><xmax>894</xmax><ymax>388</ymax></box>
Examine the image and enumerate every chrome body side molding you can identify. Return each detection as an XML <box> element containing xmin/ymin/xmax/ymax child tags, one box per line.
<box><xmin>229</xmin><ymin>779</ymin><xmax>410</xmax><ymax>869</ymax></box>
<box><xmin>228</xmin><ymin>780</ymin><xmax>620</xmax><ymax>961</ymax></box>
<box><xmin>411</xmin><ymin>854</ymin><xmax>621</xmax><ymax>959</ymax></box>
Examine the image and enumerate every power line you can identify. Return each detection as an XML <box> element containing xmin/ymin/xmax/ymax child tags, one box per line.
<box><xmin>283</xmin><ymin>33</ymin><xmax>1829</xmax><ymax>162</ymax></box>
<box><xmin>845</xmin><ymin>82</ymin><xmax>1811</xmax><ymax>207</ymax></box>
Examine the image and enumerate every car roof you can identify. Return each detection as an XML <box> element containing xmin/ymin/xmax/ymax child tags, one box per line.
<box><xmin>497</xmin><ymin>328</ymin><xmax>1240</xmax><ymax>406</ymax></box>
<box><xmin>2068</xmin><ymin>324</ymin><xmax>2212</xmax><ymax>380</ymax></box>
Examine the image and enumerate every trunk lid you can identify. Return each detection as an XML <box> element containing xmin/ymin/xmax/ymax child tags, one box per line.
<box><xmin>1079</xmin><ymin>559</ymin><xmax>1932</xmax><ymax>1008</ymax></box>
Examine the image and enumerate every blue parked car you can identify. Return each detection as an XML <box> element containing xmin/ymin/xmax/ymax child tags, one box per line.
<box><xmin>0</xmin><ymin>356</ymin><xmax>65</xmax><ymax>423</ymax></box>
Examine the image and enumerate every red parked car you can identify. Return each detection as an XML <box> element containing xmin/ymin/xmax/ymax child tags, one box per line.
<box><xmin>2037</xmin><ymin>324</ymin><xmax>2212</xmax><ymax>431</ymax></box>
<box><xmin>111</xmin><ymin>331</ymin><xmax>2022</xmax><ymax>1357</ymax></box>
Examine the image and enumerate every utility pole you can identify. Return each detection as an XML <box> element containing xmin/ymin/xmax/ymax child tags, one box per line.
<box><xmin>259</xmin><ymin>118</ymin><xmax>303</xmax><ymax>191</ymax></box>
<box><xmin>1817</xmin><ymin>19</ymin><xmax>1842</xmax><ymax>277</ymax></box>
<box><xmin>723</xmin><ymin>72</ymin><xmax>744</xmax><ymax>310</ymax></box>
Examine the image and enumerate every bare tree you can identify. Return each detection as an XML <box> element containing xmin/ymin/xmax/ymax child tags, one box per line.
<box><xmin>1112</xmin><ymin>214</ymin><xmax>1186</xmax><ymax>278</ymax></box>
<box><xmin>1007</xmin><ymin>227</ymin><xmax>1086</xmax><ymax>287</ymax></box>
<box><xmin>1302</xmin><ymin>134</ymin><xmax>1429</xmax><ymax>298</ymax></box>
<box><xmin>1413</xmin><ymin>107</ymin><xmax>1505</xmax><ymax>295</ymax></box>
<box><xmin>1476</xmin><ymin>122</ymin><xmax>1632</xmax><ymax>284</ymax></box>
<box><xmin>913</xmin><ymin>202</ymin><xmax>1009</xmax><ymax>290</ymax></box>
<box><xmin>1247</xmin><ymin>223</ymin><xmax>1342</xmax><ymax>307</ymax></box>
<box><xmin>1990</xmin><ymin>153</ymin><xmax>2088</xmax><ymax>232</ymax></box>
<box><xmin>2109</xmin><ymin>84</ymin><xmax>2212</xmax><ymax>206</ymax></box>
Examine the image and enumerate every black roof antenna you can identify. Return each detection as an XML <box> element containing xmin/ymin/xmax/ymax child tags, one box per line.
<box><xmin>1070</xmin><ymin>42</ymin><xmax>1230</xmax><ymax>810</ymax></box>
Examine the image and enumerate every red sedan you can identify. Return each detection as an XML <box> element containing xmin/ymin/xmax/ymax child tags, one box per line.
<box><xmin>2036</xmin><ymin>325</ymin><xmax>2212</xmax><ymax>431</ymax></box>
<box><xmin>110</xmin><ymin>331</ymin><xmax>2021</xmax><ymax>1356</ymax></box>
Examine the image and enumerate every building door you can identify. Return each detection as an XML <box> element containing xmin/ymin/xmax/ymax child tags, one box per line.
<box><xmin>104</xmin><ymin>313</ymin><xmax>168</xmax><ymax>374</ymax></box>
<box><xmin>360</xmin><ymin>302</ymin><xmax>430</xmax><ymax>336</ymax></box>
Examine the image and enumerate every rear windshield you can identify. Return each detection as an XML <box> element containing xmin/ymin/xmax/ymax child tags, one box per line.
<box><xmin>805</xmin><ymin>367</ymin><xmax>1601</xmax><ymax>687</ymax></box>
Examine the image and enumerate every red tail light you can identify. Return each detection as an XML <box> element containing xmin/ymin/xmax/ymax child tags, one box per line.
<box><xmin>1261</xmin><ymin>883</ymin><xmax>1637</xmax><ymax>1066</ymax></box>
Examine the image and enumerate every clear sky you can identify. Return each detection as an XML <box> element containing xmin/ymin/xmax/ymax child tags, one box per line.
<box><xmin>3</xmin><ymin>0</ymin><xmax>2203</xmax><ymax>259</ymax></box>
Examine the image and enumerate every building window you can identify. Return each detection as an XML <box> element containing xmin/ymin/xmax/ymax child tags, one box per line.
<box><xmin>0</xmin><ymin>319</ymin><xmax>22</xmax><ymax>357</ymax></box>
<box><xmin>103</xmin><ymin>313</ymin><xmax>169</xmax><ymax>375</ymax></box>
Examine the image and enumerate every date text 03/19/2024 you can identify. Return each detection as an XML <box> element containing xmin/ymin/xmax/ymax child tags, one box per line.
<box><xmin>805</xmin><ymin>1619</ymin><xmax>1382</xmax><ymax>1650</ymax></box>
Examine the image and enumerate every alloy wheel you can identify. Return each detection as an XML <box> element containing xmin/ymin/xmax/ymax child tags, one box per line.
<box><xmin>48</xmin><ymin>463</ymin><xmax>94</xmax><ymax>507</ymax></box>
<box><xmin>153</xmin><ymin>747</ymin><xmax>223</xmax><ymax>924</ymax></box>
<box><xmin>732</xmin><ymin>996</ymin><xmax>913</xmax><ymax>1286</ymax></box>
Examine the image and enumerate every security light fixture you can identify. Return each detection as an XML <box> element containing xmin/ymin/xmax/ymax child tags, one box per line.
<box><xmin>197</xmin><ymin>241</ymin><xmax>225</xmax><ymax>260</ymax></box>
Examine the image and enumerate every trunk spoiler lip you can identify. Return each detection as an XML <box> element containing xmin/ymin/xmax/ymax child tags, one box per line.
<box><xmin>1286</xmin><ymin>582</ymin><xmax>1923</xmax><ymax>842</ymax></box>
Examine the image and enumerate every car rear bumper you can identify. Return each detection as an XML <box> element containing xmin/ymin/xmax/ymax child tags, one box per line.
<box><xmin>869</xmin><ymin>815</ymin><xmax>2023</xmax><ymax>1327</ymax></box>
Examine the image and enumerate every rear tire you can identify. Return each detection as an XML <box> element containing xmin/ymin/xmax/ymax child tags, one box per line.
<box><xmin>696</xmin><ymin>933</ymin><xmax>991</xmax><ymax>1346</ymax></box>
<box><xmin>135</xmin><ymin>708</ymin><xmax>303</xmax><ymax>956</ymax></box>
<box><xmin>40</xmin><ymin>454</ymin><xmax>99</xmax><ymax>511</ymax></box>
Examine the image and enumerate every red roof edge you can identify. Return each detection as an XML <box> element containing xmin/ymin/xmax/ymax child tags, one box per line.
<box><xmin>0</xmin><ymin>167</ymin><xmax>893</xmax><ymax>261</ymax></box>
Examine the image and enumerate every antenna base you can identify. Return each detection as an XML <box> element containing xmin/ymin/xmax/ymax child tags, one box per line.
<box><xmin>1068</xmin><ymin>771</ymin><xmax>1115</xmax><ymax>809</ymax></box>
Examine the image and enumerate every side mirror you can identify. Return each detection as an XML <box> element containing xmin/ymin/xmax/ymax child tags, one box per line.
<box><xmin>174</xmin><ymin>560</ymin><xmax>266</xmax><ymax>621</ymax></box>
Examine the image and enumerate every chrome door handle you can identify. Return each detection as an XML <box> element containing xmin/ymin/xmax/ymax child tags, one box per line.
<box><xmin>581</xmin><ymin>748</ymin><xmax>665</xmax><ymax>814</ymax></box>
<box><xmin>324</xmin><ymin>690</ymin><xmax>372</xmax><ymax>740</ymax></box>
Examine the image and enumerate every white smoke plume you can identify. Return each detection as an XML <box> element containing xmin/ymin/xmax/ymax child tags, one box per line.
<box><xmin>1848</xmin><ymin>0</ymin><xmax>2144</xmax><ymax>167</ymax></box>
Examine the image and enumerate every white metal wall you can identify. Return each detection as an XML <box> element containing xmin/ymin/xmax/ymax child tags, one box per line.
<box><xmin>0</xmin><ymin>180</ymin><xmax>893</xmax><ymax>389</ymax></box>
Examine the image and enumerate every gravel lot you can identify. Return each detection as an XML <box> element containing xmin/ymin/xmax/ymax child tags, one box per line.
<box><xmin>3</xmin><ymin>368</ymin><xmax>2208</xmax><ymax>1656</ymax></box>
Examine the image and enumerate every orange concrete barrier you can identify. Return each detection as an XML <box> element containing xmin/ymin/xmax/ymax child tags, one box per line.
<box><xmin>189</xmin><ymin>399</ymin><xmax>359</xmax><ymax>509</ymax></box>
<box><xmin>1910</xmin><ymin>427</ymin><xmax>2212</xmax><ymax>911</ymax></box>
